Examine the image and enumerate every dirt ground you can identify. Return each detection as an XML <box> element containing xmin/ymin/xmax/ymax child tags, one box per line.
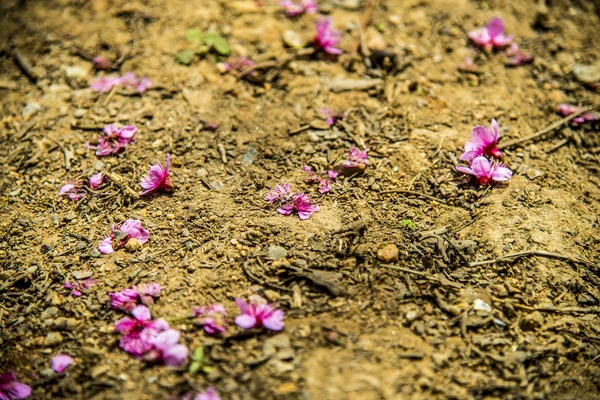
<box><xmin>2</xmin><ymin>0</ymin><xmax>600</xmax><ymax>399</ymax></box>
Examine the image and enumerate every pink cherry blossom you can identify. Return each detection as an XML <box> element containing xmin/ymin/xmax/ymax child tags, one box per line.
<box><xmin>137</xmin><ymin>283</ymin><xmax>161</xmax><ymax>306</ymax></box>
<box><xmin>265</xmin><ymin>183</ymin><xmax>291</xmax><ymax>204</ymax></box>
<box><xmin>136</xmin><ymin>77</ymin><xmax>153</xmax><ymax>93</ymax></box>
<box><xmin>87</xmin><ymin>124</ymin><xmax>137</xmax><ymax>157</ymax></box>
<box><xmin>0</xmin><ymin>372</ymin><xmax>31</xmax><ymax>400</ymax></box>
<box><xmin>505</xmin><ymin>44</ymin><xmax>533</xmax><ymax>66</ymax></box>
<box><xmin>277</xmin><ymin>192</ymin><xmax>320</xmax><ymax>220</ymax></box>
<box><xmin>144</xmin><ymin>329</ymin><xmax>188</xmax><ymax>367</ymax></box>
<box><xmin>90</xmin><ymin>76</ymin><xmax>121</xmax><ymax>93</ymax></box>
<box><xmin>314</xmin><ymin>17</ymin><xmax>342</xmax><ymax>55</ymax></box>
<box><xmin>303</xmin><ymin>165</ymin><xmax>338</xmax><ymax>194</ymax></box>
<box><xmin>468</xmin><ymin>17</ymin><xmax>513</xmax><ymax>51</ymax></box>
<box><xmin>460</xmin><ymin>119</ymin><xmax>502</xmax><ymax>162</ymax></box>
<box><xmin>109</xmin><ymin>288</ymin><xmax>140</xmax><ymax>312</ymax></box>
<box><xmin>279</xmin><ymin>0</ymin><xmax>318</xmax><ymax>16</ymax></box>
<box><xmin>89</xmin><ymin>172</ymin><xmax>105</xmax><ymax>190</ymax></box>
<box><xmin>98</xmin><ymin>219</ymin><xmax>149</xmax><ymax>255</ymax></box>
<box><xmin>558</xmin><ymin>104</ymin><xmax>600</xmax><ymax>125</ymax></box>
<box><xmin>193</xmin><ymin>304</ymin><xmax>227</xmax><ymax>334</ymax></box>
<box><xmin>140</xmin><ymin>153</ymin><xmax>173</xmax><ymax>196</ymax></box>
<box><xmin>235</xmin><ymin>295</ymin><xmax>284</xmax><ymax>331</ymax></box>
<box><xmin>92</xmin><ymin>56</ymin><xmax>112</xmax><ymax>70</ymax></box>
<box><xmin>194</xmin><ymin>387</ymin><xmax>221</xmax><ymax>400</ymax></box>
<box><xmin>343</xmin><ymin>147</ymin><xmax>369</xmax><ymax>168</ymax></box>
<box><xmin>456</xmin><ymin>156</ymin><xmax>512</xmax><ymax>185</ymax></box>
<box><xmin>59</xmin><ymin>182</ymin><xmax>85</xmax><ymax>202</ymax></box>
<box><xmin>51</xmin><ymin>354</ymin><xmax>73</xmax><ymax>373</ymax></box>
<box><xmin>114</xmin><ymin>305</ymin><xmax>169</xmax><ymax>357</ymax></box>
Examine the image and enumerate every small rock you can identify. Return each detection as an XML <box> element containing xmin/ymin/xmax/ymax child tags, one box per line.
<box><xmin>209</xmin><ymin>181</ymin><xmax>223</xmax><ymax>191</ymax></box>
<box><xmin>377</xmin><ymin>244</ymin><xmax>399</xmax><ymax>262</ymax></box>
<box><xmin>44</xmin><ymin>332</ymin><xmax>64</xmax><ymax>346</ymax></box>
<box><xmin>22</xmin><ymin>103</ymin><xmax>41</xmax><ymax>118</ymax></box>
<box><xmin>90</xmin><ymin>248</ymin><xmax>101</xmax><ymax>258</ymax></box>
<box><xmin>40</xmin><ymin>368</ymin><xmax>55</xmax><ymax>378</ymax></box>
<box><xmin>74</xmin><ymin>108</ymin><xmax>87</xmax><ymax>118</ymax></box>
<box><xmin>41</xmin><ymin>307</ymin><xmax>59</xmax><ymax>319</ymax></box>
<box><xmin>548</xmin><ymin>89</ymin><xmax>567</xmax><ymax>103</ymax></box>
<box><xmin>75</xmin><ymin>241</ymin><xmax>87</xmax><ymax>251</ymax></box>
<box><xmin>521</xmin><ymin>311</ymin><xmax>544</xmax><ymax>331</ymax></box>
<box><xmin>263</xmin><ymin>289</ymin><xmax>281</xmax><ymax>302</ymax></box>
<box><xmin>267</xmin><ymin>246</ymin><xmax>288</xmax><ymax>261</ymax></box>
<box><xmin>406</xmin><ymin>311</ymin><xmax>418</xmax><ymax>321</ymax></box>
<box><xmin>574</xmin><ymin>63</ymin><xmax>600</xmax><ymax>84</ymax></box>
<box><xmin>309</xmin><ymin>119</ymin><xmax>331</xmax><ymax>130</ymax></box>
<box><xmin>64</xmin><ymin>66</ymin><xmax>87</xmax><ymax>79</ymax></box>
<box><xmin>72</xmin><ymin>270</ymin><xmax>92</xmax><ymax>280</ymax></box>
<box><xmin>90</xmin><ymin>364</ymin><xmax>110</xmax><ymax>379</ymax></box>
<box><xmin>242</xmin><ymin>147</ymin><xmax>258</xmax><ymax>166</ymax></box>
<box><xmin>124</xmin><ymin>238</ymin><xmax>142</xmax><ymax>252</ymax></box>
<box><xmin>282</xmin><ymin>30</ymin><xmax>305</xmax><ymax>48</ymax></box>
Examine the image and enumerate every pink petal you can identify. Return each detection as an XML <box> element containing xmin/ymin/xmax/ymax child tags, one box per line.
<box><xmin>468</xmin><ymin>29</ymin><xmax>490</xmax><ymax>47</ymax></box>
<box><xmin>114</xmin><ymin>317</ymin><xmax>135</xmax><ymax>333</ymax></box>
<box><xmin>153</xmin><ymin>329</ymin><xmax>180</xmax><ymax>351</ymax></box>
<box><xmin>491</xmin><ymin>165</ymin><xmax>513</xmax><ymax>181</ymax></box>
<box><xmin>51</xmin><ymin>354</ymin><xmax>73</xmax><ymax>373</ymax></box>
<box><xmin>59</xmin><ymin>183</ymin><xmax>75</xmax><ymax>196</ymax></box>
<box><xmin>235</xmin><ymin>314</ymin><xmax>257</xmax><ymax>329</ymax></box>
<box><xmin>456</xmin><ymin>165</ymin><xmax>474</xmax><ymax>176</ymax></box>
<box><xmin>118</xmin><ymin>125</ymin><xmax>137</xmax><ymax>140</ymax></box>
<box><xmin>149</xmin><ymin>318</ymin><xmax>170</xmax><ymax>332</ymax></box>
<box><xmin>486</xmin><ymin>17</ymin><xmax>505</xmax><ymax>38</ymax></box>
<box><xmin>3</xmin><ymin>382</ymin><xmax>31</xmax><ymax>399</ymax></box>
<box><xmin>132</xmin><ymin>305</ymin><xmax>151</xmax><ymax>321</ymax></box>
<box><xmin>471</xmin><ymin>126</ymin><xmax>493</xmax><ymax>146</ymax></box>
<box><xmin>98</xmin><ymin>236</ymin><xmax>114</xmax><ymax>254</ymax></box>
<box><xmin>162</xmin><ymin>344</ymin><xmax>188</xmax><ymax>367</ymax></box>
<box><xmin>119</xmin><ymin>334</ymin><xmax>148</xmax><ymax>357</ymax></box>
<box><xmin>262</xmin><ymin>309</ymin><xmax>285</xmax><ymax>331</ymax></box>
<box><xmin>470</xmin><ymin>156</ymin><xmax>492</xmax><ymax>177</ymax></box>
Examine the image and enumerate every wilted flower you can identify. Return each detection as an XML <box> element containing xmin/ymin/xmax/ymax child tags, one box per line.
<box><xmin>59</xmin><ymin>182</ymin><xmax>85</xmax><ymax>202</ymax></box>
<box><xmin>114</xmin><ymin>305</ymin><xmax>169</xmax><ymax>357</ymax></box>
<box><xmin>98</xmin><ymin>219</ymin><xmax>149</xmax><ymax>255</ymax></box>
<box><xmin>265</xmin><ymin>183</ymin><xmax>291</xmax><ymax>204</ymax></box>
<box><xmin>277</xmin><ymin>192</ymin><xmax>320</xmax><ymax>220</ymax></box>
<box><xmin>51</xmin><ymin>354</ymin><xmax>73</xmax><ymax>373</ymax></box>
<box><xmin>0</xmin><ymin>372</ymin><xmax>31</xmax><ymax>400</ymax></box>
<box><xmin>218</xmin><ymin>57</ymin><xmax>254</xmax><ymax>74</ymax></box>
<box><xmin>64</xmin><ymin>276</ymin><xmax>97</xmax><ymax>297</ymax></box>
<box><xmin>279</xmin><ymin>0</ymin><xmax>318</xmax><ymax>16</ymax></box>
<box><xmin>505</xmin><ymin>44</ymin><xmax>533</xmax><ymax>66</ymax></box>
<box><xmin>468</xmin><ymin>17</ymin><xmax>513</xmax><ymax>51</ymax></box>
<box><xmin>144</xmin><ymin>329</ymin><xmax>188</xmax><ymax>367</ymax></box>
<box><xmin>194</xmin><ymin>387</ymin><xmax>221</xmax><ymax>400</ymax></box>
<box><xmin>343</xmin><ymin>147</ymin><xmax>369</xmax><ymax>168</ymax></box>
<box><xmin>92</xmin><ymin>56</ymin><xmax>112</xmax><ymax>70</ymax></box>
<box><xmin>234</xmin><ymin>295</ymin><xmax>284</xmax><ymax>331</ymax></box>
<box><xmin>140</xmin><ymin>153</ymin><xmax>173</xmax><ymax>196</ymax></box>
<box><xmin>192</xmin><ymin>304</ymin><xmax>227</xmax><ymax>334</ymax></box>
<box><xmin>460</xmin><ymin>119</ymin><xmax>502</xmax><ymax>161</ymax></box>
<box><xmin>303</xmin><ymin>165</ymin><xmax>338</xmax><ymax>194</ymax></box>
<box><xmin>314</xmin><ymin>17</ymin><xmax>342</xmax><ymax>55</ymax></box>
<box><xmin>109</xmin><ymin>288</ymin><xmax>140</xmax><ymax>312</ymax></box>
<box><xmin>558</xmin><ymin>104</ymin><xmax>600</xmax><ymax>125</ymax></box>
<box><xmin>456</xmin><ymin>156</ymin><xmax>512</xmax><ymax>185</ymax></box>
<box><xmin>87</xmin><ymin>124</ymin><xmax>137</xmax><ymax>157</ymax></box>
<box><xmin>89</xmin><ymin>172</ymin><xmax>105</xmax><ymax>190</ymax></box>
<box><xmin>317</xmin><ymin>107</ymin><xmax>343</xmax><ymax>126</ymax></box>
<box><xmin>90</xmin><ymin>76</ymin><xmax>120</xmax><ymax>93</ymax></box>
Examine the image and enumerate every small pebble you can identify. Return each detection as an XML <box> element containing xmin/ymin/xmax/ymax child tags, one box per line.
<box><xmin>377</xmin><ymin>244</ymin><xmax>399</xmax><ymax>262</ymax></box>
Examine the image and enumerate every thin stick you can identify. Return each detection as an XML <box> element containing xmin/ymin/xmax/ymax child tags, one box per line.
<box><xmin>379</xmin><ymin>189</ymin><xmax>448</xmax><ymax>205</ymax></box>
<box><xmin>288</xmin><ymin>125</ymin><xmax>310</xmax><ymax>136</ymax></box>
<box><xmin>381</xmin><ymin>265</ymin><xmax>462</xmax><ymax>289</ymax></box>
<box><xmin>469</xmin><ymin>250</ymin><xmax>598</xmax><ymax>269</ymax></box>
<box><xmin>513</xmin><ymin>303</ymin><xmax>600</xmax><ymax>314</ymax></box>
<box><xmin>498</xmin><ymin>105</ymin><xmax>597</xmax><ymax>150</ymax></box>
<box><xmin>12</xmin><ymin>50</ymin><xmax>37</xmax><ymax>82</ymax></box>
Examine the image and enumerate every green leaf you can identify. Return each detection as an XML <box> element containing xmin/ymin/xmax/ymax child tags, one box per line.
<box><xmin>401</xmin><ymin>219</ymin><xmax>416</xmax><ymax>230</ymax></box>
<box><xmin>192</xmin><ymin>346</ymin><xmax>204</xmax><ymax>361</ymax></box>
<box><xmin>175</xmin><ymin>50</ymin><xmax>195</xmax><ymax>65</ymax></box>
<box><xmin>203</xmin><ymin>32</ymin><xmax>230</xmax><ymax>56</ymax></box>
<box><xmin>186</xmin><ymin>29</ymin><xmax>204</xmax><ymax>44</ymax></box>
<box><xmin>202</xmin><ymin>366</ymin><xmax>213</xmax><ymax>373</ymax></box>
<box><xmin>189</xmin><ymin>361</ymin><xmax>201</xmax><ymax>373</ymax></box>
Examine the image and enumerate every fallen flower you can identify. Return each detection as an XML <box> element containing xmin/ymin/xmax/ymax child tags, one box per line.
<box><xmin>137</xmin><ymin>283</ymin><xmax>161</xmax><ymax>306</ymax></box>
<box><xmin>314</xmin><ymin>17</ymin><xmax>342</xmax><ymax>55</ymax></box>
<box><xmin>90</xmin><ymin>76</ymin><xmax>120</xmax><ymax>93</ymax></box>
<box><xmin>456</xmin><ymin>156</ymin><xmax>512</xmax><ymax>185</ymax></box>
<box><xmin>343</xmin><ymin>147</ymin><xmax>369</xmax><ymax>168</ymax></box>
<box><xmin>145</xmin><ymin>329</ymin><xmax>188</xmax><ymax>367</ymax></box>
<box><xmin>505</xmin><ymin>44</ymin><xmax>533</xmax><ymax>66</ymax></box>
<box><xmin>89</xmin><ymin>172</ymin><xmax>105</xmax><ymax>190</ymax></box>
<box><xmin>303</xmin><ymin>165</ymin><xmax>338</xmax><ymax>194</ymax></box>
<box><xmin>460</xmin><ymin>119</ymin><xmax>502</xmax><ymax>161</ymax></box>
<box><xmin>468</xmin><ymin>17</ymin><xmax>513</xmax><ymax>51</ymax></box>
<box><xmin>279</xmin><ymin>0</ymin><xmax>318</xmax><ymax>16</ymax></box>
<box><xmin>136</xmin><ymin>77</ymin><xmax>153</xmax><ymax>93</ymax></box>
<box><xmin>140</xmin><ymin>153</ymin><xmax>173</xmax><ymax>196</ymax></box>
<box><xmin>277</xmin><ymin>192</ymin><xmax>320</xmax><ymax>220</ymax></box>
<box><xmin>59</xmin><ymin>182</ymin><xmax>85</xmax><ymax>202</ymax></box>
<box><xmin>192</xmin><ymin>304</ymin><xmax>227</xmax><ymax>334</ymax></box>
<box><xmin>0</xmin><ymin>372</ymin><xmax>31</xmax><ymax>400</ymax></box>
<box><xmin>51</xmin><ymin>354</ymin><xmax>73</xmax><ymax>373</ymax></box>
<box><xmin>98</xmin><ymin>219</ymin><xmax>149</xmax><ymax>255</ymax></box>
<box><xmin>109</xmin><ymin>288</ymin><xmax>140</xmax><ymax>312</ymax></box>
<box><xmin>114</xmin><ymin>305</ymin><xmax>169</xmax><ymax>358</ymax></box>
<box><xmin>317</xmin><ymin>107</ymin><xmax>343</xmax><ymax>126</ymax></box>
<box><xmin>235</xmin><ymin>295</ymin><xmax>284</xmax><ymax>331</ymax></box>
<box><xmin>64</xmin><ymin>277</ymin><xmax>97</xmax><ymax>297</ymax></box>
<box><xmin>194</xmin><ymin>387</ymin><xmax>221</xmax><ymax>400</ymax></box>
<box><xmin>87</xmin><ymin>124</ymin><xmax>137</xmax><ymax>157</ymax></box>
<box><xmin>557</xmin><ymin>104</ymin><xmax>600</xmax><ymax>125</ymax></box>
<box><xmin>265</xmin><ymin>183</ymin><xmax>291</xmax><ymax>204</ymax></box>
